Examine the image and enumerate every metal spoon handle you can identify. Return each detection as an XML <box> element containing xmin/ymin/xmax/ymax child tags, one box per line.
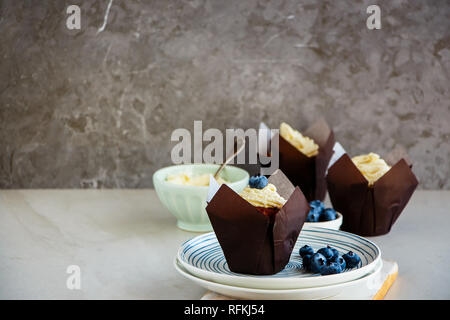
<box><xmin>214</xmin><ymin>137</ymin><xmax>246</xmax><ymax>179</ymax></box>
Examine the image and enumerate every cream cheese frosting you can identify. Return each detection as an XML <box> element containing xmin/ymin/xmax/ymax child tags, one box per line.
<box><xmin>239</xmin><ymin>183</ymin><xmax>287</xmax><ymax>209</ymax></box>
<box><xmin>280</xmin><ymin>122</ymin><xmax>319</xmax><ymax>157</ymax></box>
<box><xmin>351</xmin><ymin>152</ymin><xmax>391</xmax><ymax>186</ymax></box>
<box><xmin>166</xmin><ymin>173</ymin><xmax>227</xmax><ymax>186</ymax></box>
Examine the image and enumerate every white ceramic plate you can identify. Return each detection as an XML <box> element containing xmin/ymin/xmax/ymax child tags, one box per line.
<box><xmin>175</xmin><ymin>258</ymin><xmax>383</xmax><ymax>300</ymax></box>
<box><xmin>177</xmin><ymin>227</ymin><xmax>381</xmax><ymax>289</ymax></box>
<box><xmin>303</xmin><ymin>212</ymin><xmax>343</xmax><ymax>230</ymax></box>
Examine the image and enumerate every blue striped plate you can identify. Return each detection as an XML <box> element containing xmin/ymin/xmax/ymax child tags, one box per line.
<box><xmin>177</xmin><ymin>227</ymin><xmax>381</xmax><ymax>289</ymax></box>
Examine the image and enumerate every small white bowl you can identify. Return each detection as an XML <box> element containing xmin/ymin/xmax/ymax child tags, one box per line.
<box><xmin>303</xmin><ymin>212</ymin><xmax>343</xmax><ymax>230</ymax></box>
<box><xmin>153</xmin><ymin>164</ymin><xmax>249</xmax><ymax>232</ymax></box>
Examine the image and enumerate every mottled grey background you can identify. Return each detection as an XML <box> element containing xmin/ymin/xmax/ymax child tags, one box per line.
<box><xmin>0</xmin><ymin>0</ymin><xmax>449</xmax><ymax>189</ymax></box>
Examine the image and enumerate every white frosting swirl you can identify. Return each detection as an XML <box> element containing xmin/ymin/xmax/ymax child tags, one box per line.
<box><xmin>352</xmin><ymin>153</ymin><xmax>391</xmax><ymax>186</ymax></box>
<box><xmin>280</xmin><ymin>122</ymin><xmax>319</xmax><ymax>157</ymax></box>
<box><xmin>239</xmin><ymin>183</ymin><xmax>287</xmax><ymax>209</ymax></box>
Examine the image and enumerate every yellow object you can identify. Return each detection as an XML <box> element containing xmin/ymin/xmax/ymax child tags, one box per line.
<box><xmin>166</xmin><ymin>173</ymin><xmax>227</xmax><ymax>186</ymax></box>
<box><xmin>280</xmin><ymin>122</ymin><xmax>319</xmax><ymax>157</ymax></box>
<box><xmin>239</xmin><ymin>183</ymin><xmax>287</xmax><ymax>209</ymax></box>
<box><xmin>351</xmin><ymin>153</ymin><xmax>391</xmax><ymax>186</ymax></box>
<box><xmin>373</xmin><ymin>261</ymin><xmax>398</xmax><ymax>300</ymax></box>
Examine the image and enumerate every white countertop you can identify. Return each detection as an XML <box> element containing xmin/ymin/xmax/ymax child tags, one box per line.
<box><xmin>0</xmin><ymin>189</ymin><xmax>449</xmax><ymax>299</ymax></box>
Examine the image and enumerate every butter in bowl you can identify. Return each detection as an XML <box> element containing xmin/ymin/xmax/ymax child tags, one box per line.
<box><xmin>153</xmin><ymin>164</ymin><xmax>249</xmax><ymax>232</ymax></box>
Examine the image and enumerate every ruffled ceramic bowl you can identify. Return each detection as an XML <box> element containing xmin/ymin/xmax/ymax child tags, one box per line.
<box><xmin>153</xmin><ymin>164</ymin><xmax>249</xmax><ymax>232</ymax></box>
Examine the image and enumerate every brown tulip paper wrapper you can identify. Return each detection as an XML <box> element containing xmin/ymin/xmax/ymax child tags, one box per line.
<box><xmin>277</xmin><ymin>118</ymin><xmax>335</xmax><ymax>202</ymax></box>
<box><xmin>205</xmin><ymin>170</ymin><xmax>310</xmax><ymax>275</ymax></box>
<box><xmin>326</xmin><ymin>147</ymin><xmax>418</xmax><ymax>236</ymax></box>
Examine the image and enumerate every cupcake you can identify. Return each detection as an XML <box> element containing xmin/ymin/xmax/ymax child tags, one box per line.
<box><xmin>276</xmin><ymin>118</ymin><xmax>335</xmax><ymax>202</ymax></box>
<box><xmin>326</xmin><ymin>148</ymin><xmax>418</xmax><ymax>236</ymax></box>
<box><xmin>205</xmin><ymin>170</ymin><xmax>309</xmax><ymax>275</ymax></box>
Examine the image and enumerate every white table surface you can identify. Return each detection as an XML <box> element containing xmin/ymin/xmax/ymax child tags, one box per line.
<box><xmin>0</xmin><ymin>189</ymin><xmax>449</xmax><ymax>299</ymax></box>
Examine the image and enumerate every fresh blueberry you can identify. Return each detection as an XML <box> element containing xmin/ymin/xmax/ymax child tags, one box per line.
<box><xmin>317</xmin><ymin>246</ymin><xmax>334</xmax><ymax>260</ymax></box>
<box><xmin>302</xmin><ymin>254</ymin><xmax>312</xmax><ymax>271</ymax></box>
<box><xmin>248</xmin><ymin>175</ymin><xmax>268</xmax><ymax>189</ymax></box>
<box><xmin>299</xmin><ymin>245</ymin><xmax>314</xmax><ymax>257</ymax></box>
<box><xmin>309</xmin><ymin>200</ymin><xmax>325</xmax><ymax>214</ymax></box>
<box><xmin>330</xmin><ymin>255</ymin><xmax>346</xmax><ymax>271</ymax></box>
<box><xmin>310</xmin><ymin>253</ymin><xmax>327</xmax><ymax>273</ymax></box>
<box><xmin>343</xmin><ymin>251</ymin><xmax>361</xmax><ymax>268</ymax></box>
<box><xmin>319</xmin><ymin>208</ymin><xmax>337</xmax><ymax>221</ymax></box>
<box><xmin>320</xmin><ymin>261</ymin><xmax>342</xmax><ymax>275</ymax></box>
<box><xmin>329</xmin><ymin>247</ymin><xmax>340</xmax><ymax>260</ymax></box>
<box><xmin>306</xmin><ymin>209</ymin><xmax>320</xmax><ymax>222</ymax></box>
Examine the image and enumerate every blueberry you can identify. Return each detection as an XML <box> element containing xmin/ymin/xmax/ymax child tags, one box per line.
<box><xmin>317</xmin><ymin>246</ymin><xmax>334</xmax><ymax>260</ymax></box>
<box><xmin>330</xmin><ymin>255</ymin><xmax>346</xmax><ymax>271</ymax></box>
<box><xmin>320</xmin><ymin>261</ymin><xmax>342</xmax><ymax>275</ymax></box>
<box><xmin>302</xmin><ymin>254</ymin><xmax>312</xmax><ymax>271</ymax></box>
<box><xmin>310</xmin><ymin>253</ymin><xmax>327</xmax><ymax>273</ymax></box>
<box><xmin>319</xmin><ymin>208</ymin><xmax>337</xmax><ymax>221</ymax></box>
<box><xmin>309</xmin><ymin>200</ymin><xmax>325</xmax><ymax>214</ymax></box>
<box><xmin>299</xmin><ymin>245</ymin><xmax>314</xmax><ymax>257</ymax></box>
<box><xmin>306</xmin><ymin>209</ymin><xmax>320</xmax><ymax>222</ymax></box>
<box><xmin>248</xmin><ymin>175</ymin><xmax>268</xmax><ymax>189</ymax></box>
<box><xmin>343</xmin><ymin>251</ymin><xmax>361</xmax><ymax>268</ymax></box>
<box><xmin>329</xmin><ymin>247</ymin><xmax>340</xmax><ymax>260</ymax></box>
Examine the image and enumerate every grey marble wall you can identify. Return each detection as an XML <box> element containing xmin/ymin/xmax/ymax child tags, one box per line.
<box><xmin>0</xmin><ymin>0</ymin><xmax>449</xmax><ymax>189</ymax></box>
